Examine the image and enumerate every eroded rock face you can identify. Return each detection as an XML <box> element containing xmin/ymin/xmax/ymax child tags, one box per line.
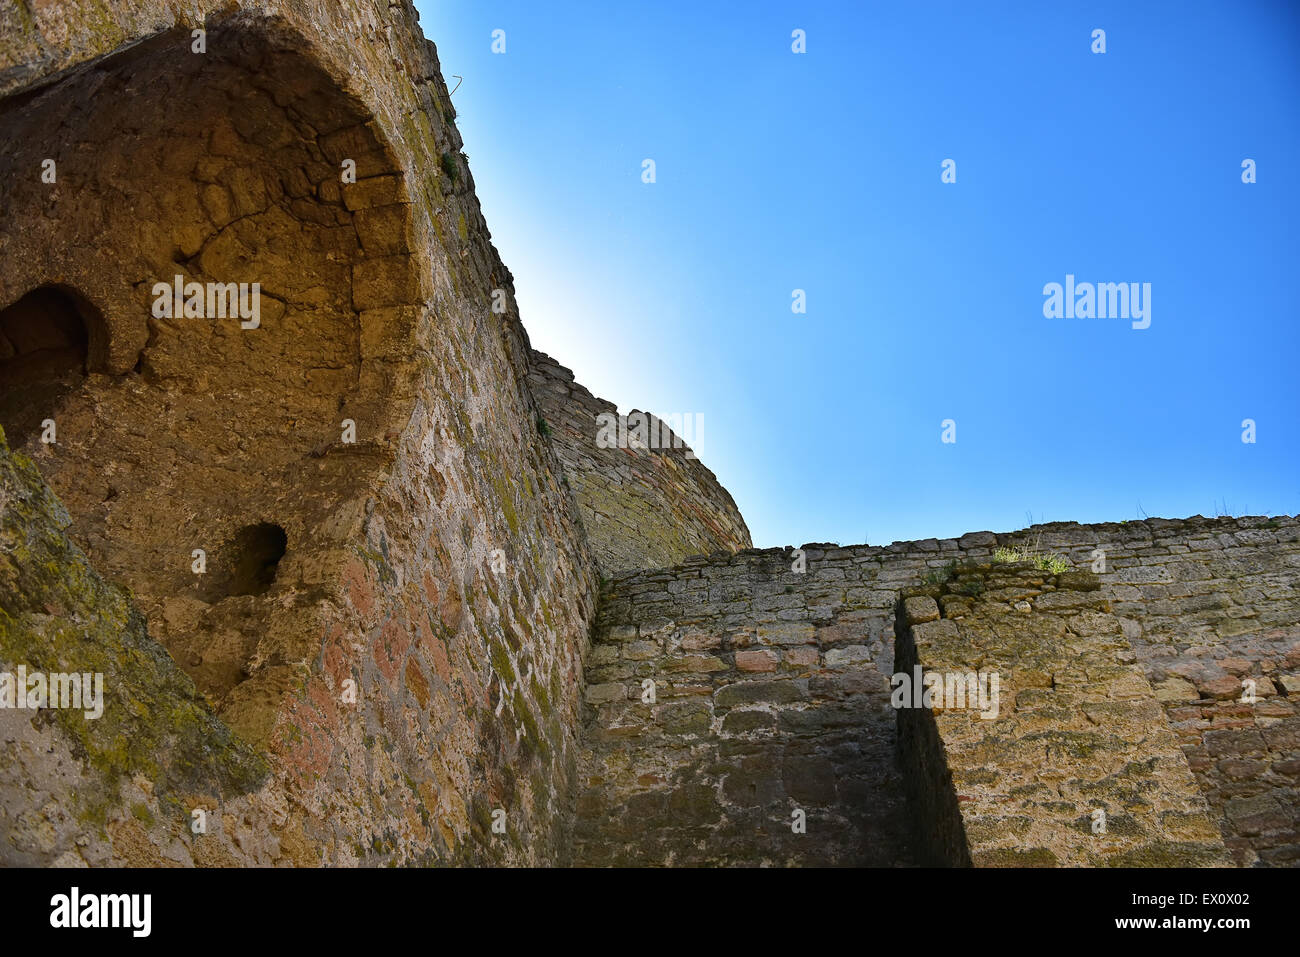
<box><xmin>0</xmin><ymin>0</ymin><xmax>765</xmax><ymax>868</ymax></box>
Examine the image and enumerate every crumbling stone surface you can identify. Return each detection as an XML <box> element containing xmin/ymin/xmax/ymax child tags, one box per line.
<box><xmin>1098</xmin><ymin>521</ymin><xmax>1300</xmax><ymax>866</ymax></box>
<box><xmin>528</xmin><ymin>350</ymin><xmax>751</xmax><ymax>574</ymax></box>
<box><xmin>1</xmin><ymin>1</ymin><xmax>602</xmax><ymax>866</ymax></box>
<box><xmin>895</xmin><ymin>562</ymin><xmax>1229</xmax><ymax>867</ymax></box>
<box><xmin>574</xmin><ymin>516</ymin><xmax>1300</xmax><ymax>867</ymax></box>
<box><xmin>0</xmin><ymin>429</ymin><xmax>269</xmax><ymax>866</ymax></box>
<box><xmin>1</xmin><ymin>21</ymin><xmax>418</xmax><ymax>721</ymax></box>
<box><xmin>1</xmin><ymin>2</ymin><xmax>1297</xmax><ymax>871</ymax></box>
<box><xmin>973</xmin><ymin>517</ymin><xmax>1300</xmax><ymax>866</ymax></box>
<box><xmin>571</xmin><ymin>549</ymin><xmax>914</xmax><ymax>866</ymax></box>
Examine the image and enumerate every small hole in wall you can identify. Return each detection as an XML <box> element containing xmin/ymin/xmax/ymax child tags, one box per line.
<box><xmin>227</xmin><ymin>523</ymin><xmax>287</xmax><ymax>597</ymax></box>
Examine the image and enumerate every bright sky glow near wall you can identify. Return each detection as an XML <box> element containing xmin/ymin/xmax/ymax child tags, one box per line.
<box><xmin>417</xmin><ymin>0</ymin><xmax>1300</xmax><ymax>547</ymax></box>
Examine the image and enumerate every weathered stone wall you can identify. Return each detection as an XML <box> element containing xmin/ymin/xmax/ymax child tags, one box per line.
<box><xmin>573</xmin><ymin>516</ymin><xmax>1300</xmax><ymax>867</ymax></box>
<box><xmin>527</xmin><ymin>350</ymin><xmax>751</xmax><ymax>574</ymax></box>
<box><xmin>571</xmin><ymin>549</ymin><xmax>915</xmax><ymax>866</ymax></box>
<box><xmin>998</xmin><ymin>518</ymin><xmax>1300</xmax><ymax>867</ymax></box>
<box><xmin>570</xmin><ymin>535</ymin><xmax>1036</xmax><ymax>867</ymax></box>
<box><xmin>1</xmin><ymin>1</ymin><xmax>600</xmax><ymax>866</ymax></box>
<box><xmin>1</xmin><ymin>2</ymin><xmax>1296</xmax><ymax>872</ymax></box>
<box><xmin>1</xmin><ymin>18</ymin><xmax>423</xmax><ymax>735</ymax></box>
<box><xmin>895</xmin><ymin>563</ymin><xmax>1229</xmax><ymax>867</ymax></box>
<box><xmin>1</xmin><ymin>430</ymin><xmax>270</xmax><ymax>866</ymax></box>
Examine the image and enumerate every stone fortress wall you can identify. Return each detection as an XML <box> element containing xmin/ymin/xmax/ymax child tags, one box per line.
<box><xmin>526</xmin><ymin>349</ymin><xmax>751</xmax><ymax>575</ymax></box>
<box><xmin>573</xmin><ymin>517</ymin><xmax>1300</xmax><ymax>867</ymax></box>
<box><xmin>895</xmin><ymin>562</ymin><xmax>1229</xmax><ymax>867</ymax></box>
<box><xmin>1</xmin><ymin>2</ymin><xmax>1296</xmax><ymax>868</ymax></box>
<box><xmin>1</xmin><ymin>0</ymin><xmax>604</xmax><ymax>866</ymax></box>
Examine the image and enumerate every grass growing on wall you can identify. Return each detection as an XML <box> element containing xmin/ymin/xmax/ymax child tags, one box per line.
<box><xmin>993</xmin><ymin>546</ymin><xmax>1070</xmax><ymax>575</ymax></box>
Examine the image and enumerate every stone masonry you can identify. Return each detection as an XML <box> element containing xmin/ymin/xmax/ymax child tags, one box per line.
<box><xmin>1</xmin><ymin>3</ymin><xmax>1297</xmax><ymax>868</ymax></box>
<box><xmin>571</xmin><ymin>548</ymin><xmax>914</xmax><ymax>866</ymax></box>
<box><xmin>895</xmin><ymin>563</ymin><xmax>1228</xmax><ymax>867</ymax></box>
<box><xmin>2</xmin><ymin>0</ymin><xmax>602</xmax><ymax>866</ymax></box>
<box><xmin>572</xmin><ymin>517</ymin><xmax>1300</xmax><ymax>866</ymax></box>
<box><xmin>526</xmin><ymin>350</ymin><xmax>750</xmax><ymax>575</ymax></box>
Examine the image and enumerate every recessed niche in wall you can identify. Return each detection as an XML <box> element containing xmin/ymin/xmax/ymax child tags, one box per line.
<box><xmin>0</xmin><ymin>284</ymin><xmax>105</xmax><ymax>447</ymax></box>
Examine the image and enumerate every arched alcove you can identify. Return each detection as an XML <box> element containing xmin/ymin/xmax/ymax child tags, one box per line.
<box><xmin>0</xmin><ymin>285</ymin><xmax>107</xmax><ymax>446</ymax></box>
<box><xmin>0</xmin><ymin>19</ymin><xmax>421</xmax><ymax>721</ymax></box>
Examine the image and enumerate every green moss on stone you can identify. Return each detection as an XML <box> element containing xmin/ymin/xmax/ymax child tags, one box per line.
<box><xmin>0</xmin><ymin>432</ymin><xmax>268</xmax><ymax>830</ymax></box>
<box><xmin>489</xmin><ymin>641</ymin><xmax>516</xmax><ymax>685</ymax></box>
<box><xmin>490</xmin><ymin>475</ymin><xmax>520</xmax><ymax>534</ymax></box>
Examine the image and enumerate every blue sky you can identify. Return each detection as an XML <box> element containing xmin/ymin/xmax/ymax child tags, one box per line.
<box><xmin>415</xmin><ymin>0</ymin><xmax>1300</xmax><ymax>548</ymax></box>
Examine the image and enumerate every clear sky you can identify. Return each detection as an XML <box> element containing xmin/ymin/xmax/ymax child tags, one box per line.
<box><xmin>414</xmin><ymin>0</ymin><xmax>1300</xmax><ymax>548</ymax></box>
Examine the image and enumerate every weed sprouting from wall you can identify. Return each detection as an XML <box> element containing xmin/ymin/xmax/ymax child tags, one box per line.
<box><xmin>992</xmin><ymin>546</ymin><xmax>1069</xmax><ymax>574</ymax></box>
<box><xmin>440</xmin><ymin>151</ymin><xmax>459</xmax><ymax>184</ymax></box>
